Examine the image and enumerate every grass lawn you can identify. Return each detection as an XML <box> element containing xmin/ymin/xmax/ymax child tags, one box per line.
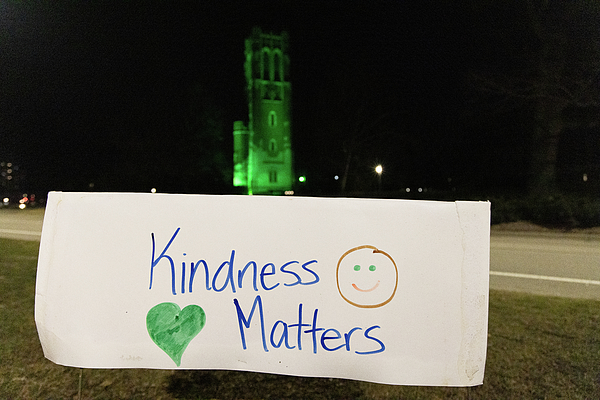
<box><xmin>1</xmin><ymin>238</ymin><xmax>599</xmax><ymax>399</ymax></box>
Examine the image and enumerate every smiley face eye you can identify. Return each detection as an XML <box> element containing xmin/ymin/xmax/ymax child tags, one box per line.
<box><xmin>369</xmin><ymin>265</ymin><xmax>376</xmax><ymax>271</ymax></box>
<box><xmin>354</xmin><ymin>265</ymin><xmax>361</xmax><ymax>271</ymax></box>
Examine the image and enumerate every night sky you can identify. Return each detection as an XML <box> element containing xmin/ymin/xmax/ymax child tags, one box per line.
<box><xmin>1</xmin><ymin>1</ymin><xmax>598</xmax><ymax>197</ymax></box>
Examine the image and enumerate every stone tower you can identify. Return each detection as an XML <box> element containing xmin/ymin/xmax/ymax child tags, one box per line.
<box><xmin>233</xmin><ymin>27</ymin><xmax>293</xmax><ymax>195</ymax></box>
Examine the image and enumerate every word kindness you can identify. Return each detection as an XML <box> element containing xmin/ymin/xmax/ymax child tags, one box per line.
<box><xmin>149</xmin><ymin>228</ymin><xmax>386</xmax><ymax>355</ymax></box>
<box><xmin>149</xmin><ymin>228</ymin><xmax>320</xmax><ymax>295</ymax></box>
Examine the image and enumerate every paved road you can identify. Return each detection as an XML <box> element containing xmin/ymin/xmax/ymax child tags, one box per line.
<box><xmin>2</xmin><ymin>208</ymin><xmax>600</xmax><ymax>299</ymax></box>
<box><xmin>0</xmin><ymin>208</ymin><xmax>44</xmax><ymax>241</ymax></box>
<box><xmin>490</xmin><ymin>232</ymin><xmax>600</xmax><ymax>300</ymax></box>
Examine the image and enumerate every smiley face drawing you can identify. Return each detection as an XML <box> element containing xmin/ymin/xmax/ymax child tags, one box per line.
<box><xmin>336</xmin><ymin>245</ymin><xmax>398</xmax><ymax>308</ymax></box>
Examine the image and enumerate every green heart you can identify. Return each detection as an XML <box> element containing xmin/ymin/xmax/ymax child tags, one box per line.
<box><xmin>146</xmin><ymin>302</ymin><xmax>206</xmax><ymax>367</ymax></box>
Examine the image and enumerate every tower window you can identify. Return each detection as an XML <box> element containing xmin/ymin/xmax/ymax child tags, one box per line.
<box><xmin>268</xmin><ymin>111</ymin><xmax>277</xmax><ymax>127</ymax></box>
<box><xmin>274</xmin><ymin>53</ymin><xmax>281</xmax><ymax>81</ymax></box>
<box><xmin>263</xmin><ymin>49</ymin><xmax>270</xmax><ymax>80</ymax></box>
<box><xmin>269</xmin><ymin>170</ymin><xmax>278</xmax><ymax>183</ymax></box>
<box><xmin>253</xmin><ymin>53</ymin><xmax>261</xmax><ymax>79</ymax></box>
<box><xmin>269</xmin><ymin>139</ymin><xmax>277</xmax><ymax>153</ymax></box>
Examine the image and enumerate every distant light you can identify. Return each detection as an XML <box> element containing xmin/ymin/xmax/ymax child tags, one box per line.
<box><xmin>405</xmin><ymin>188</ymin><xmax>411</xmax><ymax>193</ymax></box>
<box><xmin>2</xmin><ymin>197</ymin><xmax>8</xmax><ymax>204</ymax></box>
<box><xmin>334</xmin><ymin>175</ymin><xmax>339</xmax><ymax>180</ymax></box>
<box><xmin>418</xmin><ymin>188</ymin><xmax>423</xmax><ymax>193</ymax></box>
<box><xmin>7</xmin><ymin>163</ymin><xmax>12</xmax><ymax>168</ymax></box>
<box><xmin>583</xmin><ymin>173</ymin><xmax>588</xmax><ymax>182</ymax></box>
<box><xmin>298</xmin><ymin>176</ymin><xmax>306</xmax><ymax>183</ymax></box>
<box><xmin>375</xmin><ymin>165</ymin><xmax>383</xmax><ymax>175</ymax></box>
<box><xmin>285</xmin><ymin>190</ymin><xmax>294</xmax><ymax>195</ymax></box>
<box><xmin>19</xmin><ymin>203</ymin><xmax>26</xmax><ymax>209</ymax></box>
<box><xmin>151</xmin><ymin>188</ymin><xmax>157</xmax><ymax>193</ymax></box>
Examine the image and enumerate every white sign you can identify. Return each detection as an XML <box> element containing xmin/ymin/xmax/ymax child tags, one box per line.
<box><xmin>35</xmin><ymin>192</ymin><xmax>490</xmax><ymax>386</ymax></box>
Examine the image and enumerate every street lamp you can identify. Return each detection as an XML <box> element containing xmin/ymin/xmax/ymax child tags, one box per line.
<box><xmin>375</xmin><ymin>164</ymin><xmax>383</xmax><ymax>193</ymax></box>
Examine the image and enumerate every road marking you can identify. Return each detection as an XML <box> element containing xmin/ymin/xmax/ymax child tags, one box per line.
<box><xmin>0</xmin><ymin>228</ymin><xmax>41</xmax><ymax>237</ymax></box>
<box><xmin>491</xmin><ymin>271</ymin><xmax>600</xmax><ymax>286</ymax></box>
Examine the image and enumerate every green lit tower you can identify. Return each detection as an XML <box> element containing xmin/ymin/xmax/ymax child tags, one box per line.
<box><xmin>233</xmin><ymin>27</ymin><xmax>293</xmax><ymax>195</ymax></box>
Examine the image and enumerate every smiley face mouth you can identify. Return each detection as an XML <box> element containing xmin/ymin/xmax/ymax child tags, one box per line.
<box><xmin>352</xmin><ymin>280</ymin><xmax>380</xmax><ymax>292</ymax></box>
